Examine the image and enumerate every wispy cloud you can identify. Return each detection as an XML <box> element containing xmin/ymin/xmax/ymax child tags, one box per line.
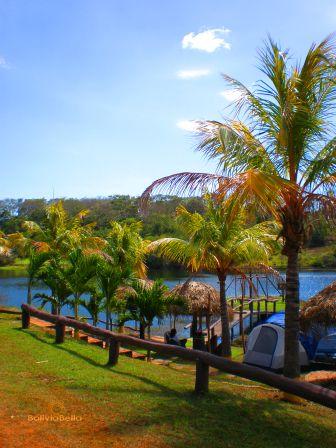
<box><xmin>0</xmin><ymin>56</ymin><xmax>10</xmax><ymax>69</ymax></box>
<box><xmin>177</xmin><ymin>69</ymin><xmax>210</xmax><ymax>79</ymax></box>
<box><xmin>182</xmin><ymin>28</ymin><xmax>231</xmax><ymax>53</ymax></box>
<box><xmin>176</xmin><ymin>120</ymin><xmax>199</xmax><ymax>132</ymax></box>
<box><xmin>220</xmin><ymin>89</ymin><xmax>242</xmax><ymax>102</ymax></box>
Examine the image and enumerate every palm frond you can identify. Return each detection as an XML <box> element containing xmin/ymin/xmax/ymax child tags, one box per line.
<box><xmin>140</xmin><ymin>172</ymin><xmax>227</xmax><ymax>212</ymax></box>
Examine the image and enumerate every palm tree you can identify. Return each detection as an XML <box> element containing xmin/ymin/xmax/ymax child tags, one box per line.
<box><xmin>141</xmin><ymin>36</ymin><xmax>336</xmax><ymax>377</ymax></box>
<box><xmin>23</xmin><ymin>201</ymin><xmax>104</xmax><ymax>307</ymax></box>
<box><xmin>80</xmin><ymin>290</ymin><xmax>105</xmax><ymax>326</ymax></box>
<box><xmin>124</xmin><ymin>279</ymin><xmax>182</xmax><ymax>342</ymax></box>
<box><xmin>36</xmin><ymin>257</ymin><xmax>72</xmax><ymax>314</ymax></box>
<box><xmin>148</xmin><ymin>199</ymin><xmax>277</xmax><ymax>356</ymax></box>
<box><xmin>22</xmin><ymin>201</ymin><xmax>94</xmax><ymax>302</ymax></box>
<box><xmin>96</xmin><ymin>221</ymin><xmax>147</xmax><ymax>330</ymax></box>
<box><xmin>65</xmin><ymin>247</ymin><xmax>98</xmax><ymax>331</ymax></box>
<box><xmin>26</xmin><ymin>248</ymin><xmax>50</xmax><ymax>304</ymax></box>
<box><xmin>34</xmin><ymin>293</ymin><xmax>70</xmax><ymax>316</ymax></box>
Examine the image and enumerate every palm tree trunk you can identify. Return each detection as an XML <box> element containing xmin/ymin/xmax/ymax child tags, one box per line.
<box><xmin>51</xmin><ymin>302</ymin><xmax>57</xmax><ymax>315</ymax></box>
<box><xmin>27</xmin><ymin>279</ymin><xmax>32</xmax><ymax>305</ymax></box>
<box><xmin>147</xmin><ymin>325</ymin><xmax>151</xmax><ymax>361</ymax></box>
<box><xmin>51</xmin><ymin>289</ymin><xmax>57</xmax><ymax>315</ymax></box>
<box><xmin>284</xmin><ymin>248</ymin><xmax>300</xmax><ymax>378</ymax></box>
<box><xmin>139</xmin><ymin>322</ymin><xmax>145</xmax><ymax>339</ymax></box>
<box><xmin>105</xmin><ymin>305</ymin><xmax>109</xmax><ymax>330</ymax></box>
<box><xmin>218</xmin><ymin>273</ymin><xmax>232</xmax><ymax>357</ymax></box>
<box><xmin>74</xmin><ymin>293</ymin><xmax>79</xmax><ymax>339</ymax></box>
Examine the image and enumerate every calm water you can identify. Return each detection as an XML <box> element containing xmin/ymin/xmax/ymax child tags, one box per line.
<box><xmin>161</xmin><ymin>270</ymin><xmax>336</xmax><ymax>301</ymax></box>
<box><xmin>1</xmin><ymin>269</ymin><xmax>335</xmax><ymax>334</ymax></box>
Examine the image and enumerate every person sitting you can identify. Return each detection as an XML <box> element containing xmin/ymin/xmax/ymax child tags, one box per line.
<box><xmin>168</xmin><ymin>328</ymin><xmax>180</xmax><ymax>345</ymax></box>
<box><xmin>164</xmin><ymin>328</ymin><xmax>187</xmax><ymax>347</ymax></box>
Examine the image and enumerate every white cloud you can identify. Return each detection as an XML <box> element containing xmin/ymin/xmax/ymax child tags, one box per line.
<box><xmin>0</xmin><ymin>56</ymin><xmax>10</xmax><ymax>69</ymax></box>
<box><xmin>182</xmin><ymin>28</ymin><xmax>231</xmax><ymax>53</ymax></box>
<box><xmin>220</xmin><ymin>89</ymin><xmax>242</xmax><ymax>102</ymax></box>
<box><xmin>177</xmin><ymin>69</ymin><xmax>210</xmax><ymax>79</ymax></box>
<box><xmin>176</xmin><ymin>120</ymin><xmax>199</xmax><ymax>132</ymax></box>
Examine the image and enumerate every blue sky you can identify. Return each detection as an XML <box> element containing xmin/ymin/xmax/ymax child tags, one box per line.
<box><xmin>0</xmin><ymin>0</ymin><xmax>335</xmax><ymax>199</ymax></box>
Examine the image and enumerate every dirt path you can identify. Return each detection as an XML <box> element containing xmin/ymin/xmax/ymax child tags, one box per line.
<box><xmin>0</xmin><ymin>383</ymin><xmax>166</xmax><ymax>448</ymax></box>
<box><xmin>0</xmin><ymin>321</ymin><xmax>168</xmax><ymax>448</ymax></box>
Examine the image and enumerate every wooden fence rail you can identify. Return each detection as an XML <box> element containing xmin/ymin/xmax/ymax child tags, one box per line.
<box><xmin>21</xmin><ymin>304</ymin><xmax>336</xmax><ymax>410</ymax></box>
<box><xmin>0</xmin><ymin>307</ymin><xmax>22</xmax><ymax>315</ymax></box>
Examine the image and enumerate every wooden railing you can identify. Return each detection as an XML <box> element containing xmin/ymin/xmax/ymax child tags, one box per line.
<box><xmin>0</xmin><ymin>307</ymin><xmax>21</xmax><ymax>315</ymax></box>
<box><xmin>21</xmin><ymin>304</ymin><xmax>336</xmax><ymax>410</ymax></box>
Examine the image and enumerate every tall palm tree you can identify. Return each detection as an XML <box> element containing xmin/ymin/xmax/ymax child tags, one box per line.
<box><xmin>97</xmin><ymin>221</ymin><xmax>147</xmax><ymax>330</ymax></box>
<box><xmin>23</xmin><ymin>201</ymin><xmax>103</xmax><ymax>305</ymax></box>
<box><xmin>65</xmin><ymin>247</ymin><xmax>98</xmax><ymax>329</ymax></box>
<box><xmin>26</xmin><ymin>248</ymin><xmax>52</xmax><ymax>304</ymax></box>
<box><xmin>148</xmin><ymin>199</ymin><xmax>277</xmax><ymax>357</ymax></box>
<box><xmin>141</xmin><ymin>36</ymin><xmax>336</xmax><ymax>376</ymax></box>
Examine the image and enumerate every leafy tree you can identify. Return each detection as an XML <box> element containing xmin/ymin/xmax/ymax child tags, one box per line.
<box><xmin>141</xmin><ymin>37</ymin><xmax>336</xmax><ymax>376</ymax></box>
<box><xmin>26</xmin><ymin>248</ymin><xmax>51</xmax><ymax>304</ymax></box>
<box><xmin>80</xmin><ymin>290</ymin><xmax>105</xmax><ymax>326</ymax></box>
<box><xmin>148</xmin><ymin>199</ymin><xmax>277</xmax><ymax>357</ymax></box>
<box><xmin>23</xmin><ymin>201</ymin><xmax>100</xmax><ymax>305</ymax></box>
<box><xmin>96</xmin><ymin>221</ymin><xmax>148</xmax><ymax>330</ymax></box>
<box><xmin>64</xmin><ymin>247</ymin><xmax>98</xmax><ymax>333</ymax></box>
<box><xmin>34</xmin><ymin>256</ymin><xmax>72</xmax><ymax>314</ymax></box>
<box><xmin>124</xmin><ymin>279</ymin><xmax>181</xmax><ymax>341</ymax></box>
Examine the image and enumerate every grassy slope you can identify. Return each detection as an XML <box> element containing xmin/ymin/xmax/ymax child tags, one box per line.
<box><xmin>271</xmin><ymin>245</ymin><xmax>336</xmax><ymax>269</ymax></box>
<box><xmin>0</xmin><ymin>257</ymin><xmax>29</xmax><ymax>273</ymax></box>
<box><xmin>0</xmin><ymin>317</ymin><xmax>335</xmax><ymax>448</ymax></box>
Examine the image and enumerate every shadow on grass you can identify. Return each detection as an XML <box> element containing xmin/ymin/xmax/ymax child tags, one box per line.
<box><xmin>96</xmin><ymin>387</ymin><xmax>336</xmax><ymax>448</ymax></box>
<box><xmin>17</xmin><ymin>328</ymin><xmax>110</xmax><ymax>369</ymax></box>
<box><xmin>18</xmin><ymin>328</ymin><xmax>184</xmax><ymax>397</ymax></box>
<box><xmin>15</xmin><ymin>327</ymin><xmax>336</xmax><ymax>448</ymax></box>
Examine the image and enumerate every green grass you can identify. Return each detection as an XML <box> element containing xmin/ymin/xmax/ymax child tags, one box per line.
<box><xmin>227</xmin><ymin>297</ymin><xmax>286</xmax><ymax>313</ymax></box>
<box><xmin>0</xmin><ymin>257</ymin><xmax>29</xmax><ymax>273</ymax></box>
<box><xmin>0</xmin><ymin>317</ymin><xmax>335</xmax><ymax>447</ymax></box>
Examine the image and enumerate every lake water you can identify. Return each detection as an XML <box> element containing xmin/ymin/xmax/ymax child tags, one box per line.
<box><xmin>1</xmin><ymin>269</ymin><xmax>335</xmax><ymax>335</ymax></box>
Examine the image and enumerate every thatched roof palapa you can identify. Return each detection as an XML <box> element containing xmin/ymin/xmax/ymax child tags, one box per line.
<box><xmin>170</xmin><ymin>280</ymin><xmax>233</xmax><ymax>320</ymax></box>
<box><xmin>300</xmin><ymin>281</ymin><xmax>336</xmax><ymax>330</ymax></box>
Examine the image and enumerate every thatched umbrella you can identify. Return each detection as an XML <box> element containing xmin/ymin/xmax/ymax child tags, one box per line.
<box><xmin>300</xmin><ymin>281</ymin><xmax>336</xmax><ymax>331</ymax></box>
<box><xmin>170</xmin><ymin>280</ymin><xmax>233</xmax><ymax>346</ymax></box>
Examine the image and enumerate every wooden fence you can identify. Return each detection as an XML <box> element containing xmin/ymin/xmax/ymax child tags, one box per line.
<box><xmin>20</xmin><ymin>304</ymin><xmax>336</xmax><ymax>410</ymax></box>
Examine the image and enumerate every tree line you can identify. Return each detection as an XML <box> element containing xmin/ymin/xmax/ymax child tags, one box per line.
<box><xmin>0</xmin><ymin>195</ymin><xmax>333</xmax><ymax>246</ymax></box>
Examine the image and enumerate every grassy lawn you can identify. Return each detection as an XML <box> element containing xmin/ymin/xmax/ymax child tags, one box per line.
<box><xmin>227</xmin><ymin>298</ymin><xmax>286</xmax><ymax>313</ymax></box>
<box><xmin>0</xmin><ymin>317</ymin><xmax>335</xmax><ymax>448</ymax></box>
<box><xmin>0</xmin><ymin>257</ymin><xmax>29</xmax><ymax>274</ymax></box>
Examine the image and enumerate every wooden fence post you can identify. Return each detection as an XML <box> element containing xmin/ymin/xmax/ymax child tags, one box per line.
<box><xmin>22</xmin><ymin>308</ymin><xmax>30</xmax><ymax>329</ymax></box>
<box><xmin>195</xmin><ymin>358</ymin><xmax>209</xmax><ymax>394</ymax></box>
<box><xmin>107</xmin><ymin>338</ymin><xmax>120</xmax><ymax>366</ymax></box>
<box><xmin>55</xmin><ymin>322</ymin><xmax>65</xmax><ymax>344</ymax></box>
